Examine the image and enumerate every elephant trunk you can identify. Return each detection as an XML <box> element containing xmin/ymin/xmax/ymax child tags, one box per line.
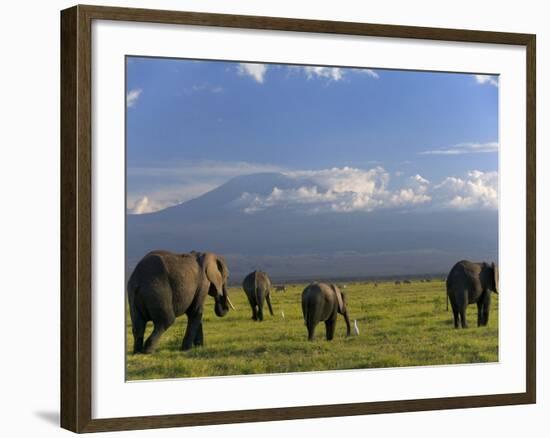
<box><xmin>214</xmin><ymin>298</ymin><xmax>229</xmax><ymax>317</ymax></box>
<box><xmin>343</xmin><ymin>311</ymin><xmax>351</xmax><ymax>337</ymax></box>
<box><xmin>214</xmin><ymin>285</ymin><xmax>230</xmax><ymax>317</ymax></box>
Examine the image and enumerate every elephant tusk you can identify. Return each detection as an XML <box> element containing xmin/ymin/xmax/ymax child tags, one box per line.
<box><xmin>226</xmin><ymin>295</ymin><xmax>236</xmax><ymax>310</ymax></box>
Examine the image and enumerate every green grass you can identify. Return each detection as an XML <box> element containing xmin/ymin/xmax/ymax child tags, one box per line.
<box><xmin>126</xmin><ymin>280</ymin><xmax>498</xmax><ymax>380</ymax></box>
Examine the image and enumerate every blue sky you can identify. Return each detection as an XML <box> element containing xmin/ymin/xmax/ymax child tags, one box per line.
<box><xmin>126</xmin><ymin>57</ymin><xmax>498</xmax><ymax>214</ymax></box>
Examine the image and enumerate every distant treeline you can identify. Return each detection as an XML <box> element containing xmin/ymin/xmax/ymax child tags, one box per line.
<box><xmin>225</xmin><ymin>273</ymin><xmax>447</xmax><ymax>287</ymax></box>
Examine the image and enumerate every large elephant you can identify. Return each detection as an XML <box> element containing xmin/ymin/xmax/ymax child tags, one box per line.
<box><xmin>446</xmin><ymin>260</ymin><xmax>498</xmax><ymax>329</ymax></box>
<box><xmin>127</xmin><ymin>250</ymin><xmax>234</xmax><ymax>353</ymax></box>
<box><xmin>301</xmin><ymin>282</ymin><xmax>351</xmax><ymax>341</ymax></box>
<box><xmin>242</xmin><ymin>270</ymin><xmax>274</xmax><ymax>321</ymax></box>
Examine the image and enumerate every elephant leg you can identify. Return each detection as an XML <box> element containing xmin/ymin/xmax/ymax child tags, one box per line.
<box><xmin>452</xmin><ymin>310</ymin><xmax>460</xmax><ymax>328</ymax></box>
<box><xmin>131</xmin><ymin>317</ymin><xmax>146</xmax><ymax>354</ymax></box>
<box><xmin>477</xmin><ymin>301</ymin><xmax>483</xmax><ymax>327</ymax></box>
<box><xmin>143</xmin><ymin>318</ymin><xmax>173</xmax><ymax>354</ymax></box>
<box><xmin>266</xmin><ymin>293</ymin><xmax>274</xmax><ymax>316</ymax></box>
<box><xmin>256</xmin><ymin>288</ymin><xmax>265</xmax><ymax>321</ymax></box>
<box><xmin>460</xmin><ymin>308</ymin><xmax>468</xmax><ymax>329</ymax></box>
<box><xmin>193</xmin><ymin>322</ymin><xmax>204</xmax><ymax>347</ymax></box>
<box><xmin>482</xmin><ymin>292</ymin><xmax>491</xmax><ymax>326</ymax></box>
<box><xmin>182</xmin><ymin>313</ymin><xmax>203</xmax><ymax>351</ymax></box>
<box><xmin>257</xmin><ymin>300</ymin><xmax>264</xmax><ymax>321</ymax></box>
<box><xmin>257</xmin><ymin>303</ymin><xmax>264</xmax><ymax>321</ymax></box>
<box><xmin>482</xmin><ymin>306</ymin><xmax>490</xmax><ymax>326</ymax></box>
<box><xmin>307</xmin><ymin>321</ymin><xmax>316</xmax><ymax>341</ymax></box>
<box><xmin>325</xmin><ymin>317</ymin><xmax>337</xmax><ymax>341</ymax></box>
<box><xmin>481</xmin><ymin>304</ymin><xmax>490</xmax><ymax>326</ymax></box>
<box><xmin>452</xmin><ymin>310</ymin><xmax>459</xmax><ymax>328</ymax></box>
<box><xmin>246</xmin><ymin>295</ymin><xmax>258</xmax><ymax>320</ymax></box>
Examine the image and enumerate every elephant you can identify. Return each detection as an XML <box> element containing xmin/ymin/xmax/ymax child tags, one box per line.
<box><xmin>127</xmin><ymin>250</ymin><xmax>235</xmax><ymax>353</ymax></box>
<box><xmin>301</xmin><ymin>282</ymin><xmax>351</xmax><ymax>341</ymax></box>
<box><xmin>446</xmin><ymin>260</ymin><xmax>498</xmax><ymax>329</ymax></box>
<box><xmin>242</xmin><ymin>270</ymin><xmax>274</xmax><ymax>321</ymax></box>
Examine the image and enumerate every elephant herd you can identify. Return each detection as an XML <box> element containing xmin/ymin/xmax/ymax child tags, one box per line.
<box><xmin>127</xmin><ymin>250</ymin><xmax>498</xmax><ymax>354</ymax></box>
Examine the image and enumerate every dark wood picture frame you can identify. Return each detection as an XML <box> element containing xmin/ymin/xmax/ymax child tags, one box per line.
<box><xmin>61</xmin><ymin>4</ymin><xmax>536</xmax><ymax>433</ymax></box>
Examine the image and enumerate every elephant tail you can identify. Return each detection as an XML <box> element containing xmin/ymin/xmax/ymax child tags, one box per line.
<box><xmin>252</xmin><ymin>273</ymin><xmax>261</xmax><ymax>307</ymax></box>
<box><xmin>255</xmin><ymin>286</ymin><xmax>262</xmax><ymax>309</ymax></box>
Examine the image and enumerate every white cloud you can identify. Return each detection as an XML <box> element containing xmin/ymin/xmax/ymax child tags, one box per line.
<box><xmin>126</xmin><ymin>88</ymin><xmax>142</xmax><ymax>108</ymax></box>
<box><xmin>299</xmin><ymin>66</ymin><xmax>379</xmax><ymax>82</ymax></box>
<box><xmin>237</xmin><ymin>63</ymin><xmax>268</xmax><ymax>83</ymax></box>
<box><xmin>474</xmin><ymin>74</ymin><xmax>499</xmax><ymax>87</ymax></box>
<box><xmin>434</xmin><ymin>170</ymin><xmax>498</xmax><ymax>210</ymax></box>
<box><xmin>128</xmin><ymin>161</ymin><xmax>498</xmax><ymax>215</ymax></box>
<box><xmin>238</xmin><ymin>167</ymin><xmax>432</xmax><ymax>214</ymax></box>
<box><xmin>421</xmin><ymin>141</ymin><xmax>498</xmax><ymax>155</ymax></box>
<box><xmin>237</xmin><ymin>64</ymin><xmax>380</xmax><ymax>84</ymax></box>
<box><xmin>240</xmin><ymin>186</ymin><xmax>338</xmax><ymax>214</ymax></box>
<box><xmin>236</xmin><ymin>167</ymin><xmax>496</xmax><ymax>214</ymax></box>
<box><xmin>412</xmin><ymin>174</ymin><xmax>430</xmax><ymax>185</ymax></box>
<box><xmin>127</xmin><ymin>196</ymin><xmax>172</xmax><ymax>215</ymax></box>
<box><xmin>303</xmin><ymin>66</ymin><xmax>344</xmax><ymax>81</ymax></box>
<box><xmin>356</xmin><ymin>68</ymin><xmax>379</xmax><ymax>79</ymax></box>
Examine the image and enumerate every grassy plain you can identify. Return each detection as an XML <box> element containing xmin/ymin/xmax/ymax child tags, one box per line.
<box><xmin>126</xmin><ymin>279</ymin><xmax>498</xmax><ymax>380</ymax></box>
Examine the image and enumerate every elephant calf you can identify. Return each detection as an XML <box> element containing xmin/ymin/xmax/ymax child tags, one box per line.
<box><xmin>446</xmin><ymin>260</ymin><xmax>498</xmax><ymax>329</ymax></box>
<box><xmin>301</xmin><ymin>282</ymin><xmax>351</xmax><ymax>341</ymax></box>
<box><xmin>127</xmin><ymin>250</ymin><xmax>234</xmax><ymax>353</ymax></box>
<box><xmin>242</xmin><ymin>270</ymin><xmax>274</xmax><ymax>321</ymax></box>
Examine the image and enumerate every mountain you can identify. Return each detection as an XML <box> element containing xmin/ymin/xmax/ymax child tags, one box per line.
<box><xmin>126</xmin><ymin>172</ymin><xmax>498</xmax><ymax>282</ymax></box>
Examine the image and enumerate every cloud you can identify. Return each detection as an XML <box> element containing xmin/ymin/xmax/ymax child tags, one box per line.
<box><xmin>238</xmin><ymin>167</ymin><xmax>432</xmax><ymax>214</ymax></box>
<box><xmin>421</xmin><ymin>141</ymin><xmax>498</xmax><ymax>155</ymax></box>
<box><xmin>236</xmin><ymin>63</ymin><xmax>379</xmax><ymax>84</ymax></box>
<box><xmin>303</xmin><ymin>66</ymin><xmax>344</xmax><ymax>81</ymax></box>
<box><xmin>237</xmin><ymin>63</ymin><xmax>268</xmax><ymax>83</ymax></box>
<box><xmin>434</xmin><ymin>170</ymin><xmax>498</xmax><ymax>210</ymax></box>
<box><xmin>126</xmin><ymin>88</ymin><xmax>142</xmax><ymax>108</ymax></box>
<box><xmin>412</xmin><ymin>174</ymin><xmax>430</xmax><ymax>185</ymax></box>
<box><xmin>127</xmin><ymin>196</ymin><xmax>172</xmax><ymax>214</ymax></box>
<box><xmin>355</xmin><ymin>68</ymin><xmax>379</xmax><ymax>79</ymax></box>
<box><xmin>127</xmin><ymin>160</ymin><xmax>286</xmax><ymax>214</ymax></box>
<box><xmin>128</xmin><ymin>161</ymin><xmax>498</xmax><ymax>215</ymax></box>
<box><xmin>236</xmin><ymin>167</ymin><xmax>496</xmax><ymax>214</ymax></box>
<box><xmin>474</xmin><ymin>74</ymin><xmax>499</xmax><ymax>87</ymax></box>
<box><xmin>293</xmin><ymin>66</ymin><xmax>379</xmax><ymax>83</ymax></box>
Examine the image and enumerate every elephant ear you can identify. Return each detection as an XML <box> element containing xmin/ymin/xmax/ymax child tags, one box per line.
<box><xmin>331</xmin><ymin>284</ymin><xmax>345</xmax><ymax>313</ymax></box>
<box><xmin>491</xmin><ymin>262</ymin><xmax>499</xmax><ymax>293</ymax></box>
<box><xmin>201</xmin><ymin>253</ymin><xmax>225</xmax><ymax>296</ymax></box>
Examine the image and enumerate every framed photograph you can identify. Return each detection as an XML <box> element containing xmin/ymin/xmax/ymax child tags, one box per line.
<box><xmin>60</xmin><ymin>4</ymin><xmax>536</xmax><ymax>433</ymax></box>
